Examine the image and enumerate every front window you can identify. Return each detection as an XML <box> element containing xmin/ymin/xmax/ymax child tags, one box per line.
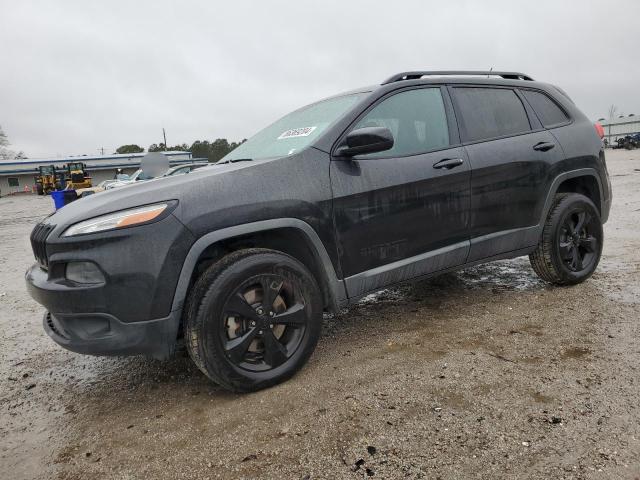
<box><xmin>352</xmin><ymin>88</ymin><xmax>450</xmax><ymax>158</ymax></box>
<box><xmin>220</xmin><ymin>92</ymin><xmax>366</xmax><ymax>162</ymax></box>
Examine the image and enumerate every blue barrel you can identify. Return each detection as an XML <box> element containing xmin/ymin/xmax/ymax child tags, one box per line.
<box><xmin>51</xmin><ymin>189</ymin><xmax>78</xmax><ymax>209</ymax></box>
<box><xmin>51</xmin><ymin>190</ymin><xmax>65</xmax><ymax>210</ymax></box>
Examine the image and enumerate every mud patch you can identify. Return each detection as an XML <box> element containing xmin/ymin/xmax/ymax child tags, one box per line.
<box><xmin>560</xmin><ymin>346</ymin><xmax>592</xmax><ymax>360</ymax></box>
<box><xmin>2</xmin><ymin>150</ymin><xmax>640</xmax><ymax>480</ymax></box>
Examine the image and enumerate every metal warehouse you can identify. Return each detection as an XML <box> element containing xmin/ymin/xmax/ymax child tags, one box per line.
<box><xmin>599</xmin><ymin>114</ymin><xmax>640</xmax><ymax>144</ymax></box>
<box><xmin>0</xmin><ymin>151</ymin><xmax>195</xmax><ymax>196</ymax></box>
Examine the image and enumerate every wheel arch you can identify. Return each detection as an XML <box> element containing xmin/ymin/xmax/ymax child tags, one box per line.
<box><xmin>171</xmin><ymin>219</ymin><xmax>347</xmax><ymax>321</ymax></box>
<box><xmin>540</xmin><ymin>169</ymin><xmax>604</xmax><ymax>226</ymax></box>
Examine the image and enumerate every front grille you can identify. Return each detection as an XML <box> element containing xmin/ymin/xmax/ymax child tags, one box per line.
<box><xmin>30</xmin><ymin>222</ymin><xmax>55</xmax><ymax>269</ymax></box>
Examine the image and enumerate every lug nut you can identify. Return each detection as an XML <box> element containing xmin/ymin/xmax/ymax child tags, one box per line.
<box><xmin>250</xmin><ymin>321</ymin><xmax>256</xmax><ymax>327</ymax></box>
<box><xmin>269</xmin><ymin>324</ymin><xmax>274</xmax><ymax>328</ymax></box>
<box><xmin>269</xmin><ymin>311</ymin><xmax>275</xmax><ymax>317</ymax></box>
<box><xmin>258</xmin><ymin>330</ymin><xmax>263</xmax><ymax>334</ymax></box>
<box><xmin>257</xmin><ymin>308</ymin><xmax>264</xmax><ymax>315</ymax></box>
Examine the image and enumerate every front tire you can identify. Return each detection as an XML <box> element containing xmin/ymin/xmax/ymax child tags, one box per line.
<box><xmin>184</xmin><ymin>249</ymin><xmax>323</xmax><ymax>392</ymax></box>
<box><xmin>529</xmin><ymin>193</ymin><xmax>603</xmax><ymax>285</ymax></box>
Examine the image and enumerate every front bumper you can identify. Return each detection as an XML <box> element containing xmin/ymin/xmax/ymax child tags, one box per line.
<box><xmin>42</xmin><ymin>310</ymin><xmax>180</xmax><ymax>358</ymax></box>
<box><xmin>27</xmin><ymin>262</ymin><xmax>181</xmax><ymax>358</ymax></box>
<box><xmin>25</xmin><ymin>213</ymin><xmax>194</xmax><ymax>358</ymax></box>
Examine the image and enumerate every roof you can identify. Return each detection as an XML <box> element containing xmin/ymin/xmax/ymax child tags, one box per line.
<box><xmin>382</xmin><ymin>70</ymin><xmax>534</xmax><ymax>84</ymax></box>
<box><xmin>0</xmin><ymin>151</ymin><xmax>197</xmax><ymax>176</ymax></box>
<box><xmin>598</xmin><ymin>115</ymin><xmax>639</xmax><ymax>126</ymax></box>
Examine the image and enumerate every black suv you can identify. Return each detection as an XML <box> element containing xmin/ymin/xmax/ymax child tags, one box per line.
<box><xmin>27</xmin><ymin>71</ymin><xmax>612</xmax><ymax>392</ymax></box>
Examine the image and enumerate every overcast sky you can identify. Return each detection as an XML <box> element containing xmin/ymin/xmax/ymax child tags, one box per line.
<box><xmin>1</xmin><ymin>0</ymin><xmax>639</xmax><ymax>158</ymax></box>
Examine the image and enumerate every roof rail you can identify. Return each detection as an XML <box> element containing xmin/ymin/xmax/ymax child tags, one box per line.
<box><xmin>382</xmin><ymin>70</ymin><xmax>534</xmax><ymax>84</ymax></box>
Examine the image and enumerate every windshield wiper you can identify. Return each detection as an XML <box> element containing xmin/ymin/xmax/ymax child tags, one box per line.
<box><xmin>218</xmin><ymin>158</ymin><xmax>253</xmax><ymax>164</ymax></box>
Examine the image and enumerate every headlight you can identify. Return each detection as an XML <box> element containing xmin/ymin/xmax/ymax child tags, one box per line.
<box><xmin>62</xmin><ymin>203</ymin><xmax>169</xmax><ymax>237</ymax></box>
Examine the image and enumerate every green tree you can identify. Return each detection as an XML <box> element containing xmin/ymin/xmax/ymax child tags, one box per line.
<box><xmin>188</xmin><ymin>138</ymin><xmax>245</xmax><ymax>162</ymax></box>
<box><xmin>167</xmin><ymin>143</ymin><xmax>189</xmax><ymax>152</ymax></box>
<box><xmin>115</xmin><ymin>144</ymin><xmax>144</xmax><ymax>154</ymax></box>
<box><xmin>148</xmin><ymin>138</ymin><xmax>245</xmax><ymax>162</ymax></box>
<box><xmin>148</xmin><ymin>143</ymin><xmax>164</xmax><ymax>152</ymax></box>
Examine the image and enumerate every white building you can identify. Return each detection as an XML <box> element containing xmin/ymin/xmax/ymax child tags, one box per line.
<box><xmin>598</xmin><ymin>114</ymin><xmax>640</xmax><ymax>144</ymax></box>
<box><xmin>0</xmin><ymin>151</ymin><xmax>198</xmax><ymax>196</ymax></box>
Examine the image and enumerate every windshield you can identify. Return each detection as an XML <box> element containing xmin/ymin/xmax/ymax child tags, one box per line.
<box><xmin>127</xmin><ymin>169</ymin><xmax>154</xmax><ymax>181</ymax></box>
<box><xmin>220</xmin><ymin>92</ymin><xmax>366</xmax><ymax>162</ymax></box>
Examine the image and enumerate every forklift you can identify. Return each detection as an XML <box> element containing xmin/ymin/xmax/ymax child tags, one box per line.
<box><xmin>34</xmin><ymin>165</ymin><xmax>61</xmax><ymax>195</ymax></box>
<box><xmin>63</xmin><ymin>162</ymin><xmax>92</xmax><ymax>189</ymax></box>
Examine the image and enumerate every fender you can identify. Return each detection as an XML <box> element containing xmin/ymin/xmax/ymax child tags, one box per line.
<box><xmin>170</xmin><ymin>218</ymin><xmax>348</xmax><ymax>315</ymax></box>
<box><xmin>538</xmin><ymin>168</ymin><xmax>605</xmax><ymax>230</ymax></box>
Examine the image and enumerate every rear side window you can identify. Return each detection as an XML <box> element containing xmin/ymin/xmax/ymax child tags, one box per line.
<box><xmin>353</xmin><ymin>88</ymin><xmax>450</xmax><ymax>158</ymax></box>
<box><xmin>521</xmin><ymin>90</ymin><xmax>570</xmax><ymax>127</ymax></box>
<box><xmin>453</xmin><ymin>87</ymin><xmax>531</xmax><ymax>142</ymax></box>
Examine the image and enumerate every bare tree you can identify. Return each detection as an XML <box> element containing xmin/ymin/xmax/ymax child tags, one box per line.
<box><xmin>0</xmin><ymin>125</ymin><xmax>8</xmax><ymax>148</ymax></box>
<box><xmin>0</xmin><ymin>125</ymin><xmax>25</xmax><ymax>160</ymax></box>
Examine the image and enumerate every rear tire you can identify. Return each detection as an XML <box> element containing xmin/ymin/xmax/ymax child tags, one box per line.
<box><xmin>529</xmin><ymin>193</ymin><xmax>603</xmax><ymax>285</ymax></box>
<box><xmin>184</xmin><ymin>248</ymin><xmax>323</xmax><ymax>392</ymax></box>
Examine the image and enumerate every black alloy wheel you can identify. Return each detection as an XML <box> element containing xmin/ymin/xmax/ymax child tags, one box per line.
<box><xmin>221</xmin><ymin>274</ymin><xmax>308</xmax><ymax>371</ymax></box>
<box><xmin>185</xmin><ymin>249</ymin><xmax>323</xmax><ymax>392</ymax></box>
<box><xmin>557</xmin><ymin>210</ymin><xmax>599</xmax><ymax>273</ymax></box>
<box><xmin>530</xmin><ymin>193</ymin><xmax>603</xmax><ymax>285</ymax></box>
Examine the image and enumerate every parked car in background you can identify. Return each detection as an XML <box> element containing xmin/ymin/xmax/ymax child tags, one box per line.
<box><xmin>76</xmin><ymin>179</ymin><xmax>120</xmax><ymax>198</ymax></box>
<box><xmin>163</xmin><ymin>162</ymin><xmax>209</xmax><ymax>177</ymax></box>
<box><xmin>27</xmin><ymin>70</ymin><xmax>611</xmax><ymax>393</ymax></box>
<box><xmin>104</xmin><ymin>168</ymin><xmax>152</xmax><ymax>190</ymax></box>
<box><xmin>614</xmin><ymin>133</ymin><xmax>640</xmax><ymax>150</ymax></box>
<box><xmin>104</xmin><ymin>163</ymin><xmax>209</xmax><ymax>190</ymax></box>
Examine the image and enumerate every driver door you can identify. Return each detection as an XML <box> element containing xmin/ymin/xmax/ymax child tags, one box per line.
<box><xmin>330</xmin><ymin>86</ymin><xmax>471</xmax><ymax>297</ymax></box>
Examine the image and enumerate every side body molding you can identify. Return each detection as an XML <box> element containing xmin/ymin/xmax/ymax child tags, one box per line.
<box><xmin>170</xmin><ymin>218</ymin><xmax>348</xmax><ymax>314</ymax></box>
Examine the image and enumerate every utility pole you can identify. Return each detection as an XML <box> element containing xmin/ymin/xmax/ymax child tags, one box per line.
<box><xmin>162</xmin><ymin>128</ymin><xmax>167</xmax><ymax>151</ymax></box>
<box><xmin>608</xmin><ymin>105</ymin><xmax>617</xmax><ymax>144</ymax></box>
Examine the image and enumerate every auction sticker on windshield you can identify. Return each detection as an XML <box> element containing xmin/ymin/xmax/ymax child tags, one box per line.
<box><xmin>277</xmin><ymin>126</ymin><xmax>317</xmax><ymax>140</ymax></box>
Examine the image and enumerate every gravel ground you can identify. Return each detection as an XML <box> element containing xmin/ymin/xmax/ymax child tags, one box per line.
<box><xmin>1</xmin><ymin>149</ymin><xmax>639</xmax><ymax>480</ymax></box>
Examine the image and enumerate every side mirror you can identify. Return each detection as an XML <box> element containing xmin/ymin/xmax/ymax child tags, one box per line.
<box><xmin>336</xmin><ymin>126</ymin><xmax>394</xmax><ymax>157</ymax></box>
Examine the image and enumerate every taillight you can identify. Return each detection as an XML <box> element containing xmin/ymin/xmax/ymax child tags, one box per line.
<box><xmin>594</xmin><ymin>122</ymin><xmax>605</xmax><ymax>139</ymax></box>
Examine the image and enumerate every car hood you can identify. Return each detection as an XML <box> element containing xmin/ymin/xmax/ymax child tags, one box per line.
<box><xmin>45</xmin><ymin>161</ymin><xmax>259</xmax><ymax>228</ymax></box>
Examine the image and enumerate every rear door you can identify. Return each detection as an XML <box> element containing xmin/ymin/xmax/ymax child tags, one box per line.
<box><xmin>449</xmin><ymin>86</ymin><xmax>564</xmax><ymax>262</ymax></box>
<box><xmin>330</xmin><ymin>86</ymin><xmax>471</xmax><ymax>297</ymax></box>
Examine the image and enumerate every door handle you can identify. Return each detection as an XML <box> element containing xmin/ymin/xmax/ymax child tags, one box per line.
<box><xmin>533</xmin><ymin>141</ymin><xmax>555</xmax><ymax>152</ymax></box>
<box><xmin>433</xmin><ymin>158</ymin><xmax>464</xmax><ymax>169</ymax></box>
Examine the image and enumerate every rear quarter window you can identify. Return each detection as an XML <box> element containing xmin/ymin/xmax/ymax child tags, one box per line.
<box><xmin>521</xmin><ymin>89</ymin><xmax>570</xmax><ymax>127</ymax></box>
<box><xmin>452</xmin><ymin>87</ymin><xmax>531</xmax><ymax>142</ymax></box>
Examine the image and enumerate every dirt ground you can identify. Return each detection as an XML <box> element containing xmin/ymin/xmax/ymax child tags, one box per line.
<box><xmin>1</xmin><ymin>149</ymin><xmax>639</xmax><ymax>480</ymax></box>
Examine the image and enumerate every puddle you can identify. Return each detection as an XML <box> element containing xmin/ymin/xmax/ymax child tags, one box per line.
<box><xmin>458</xmin><ymin>258</ymin><xmax>545</xmax><ymax>291</ymax></box>
<box><xmin>357</xmin><ymin>258</ymin><xmax>545</xmax><ymax>310</ymax></box>
<box><xmin>560</xmin><ymin>347</ymin><xmax>591</xmax><ymax>360</ymax></box>
<box><xmin>359</xmin><ymin>288</ymin><xmax>405</xmax><ymax>305</ymax></box>
<box><xmin>531</xmin><ymin>391</ymin><xmax>554</xmax><ymax>403</ymax></box>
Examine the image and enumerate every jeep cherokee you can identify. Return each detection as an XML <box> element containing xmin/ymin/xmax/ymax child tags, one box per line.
<box><xmin>26</xmin><ymin>71</ymin><xmax>612</xmax><ymax>392</ymax></box>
